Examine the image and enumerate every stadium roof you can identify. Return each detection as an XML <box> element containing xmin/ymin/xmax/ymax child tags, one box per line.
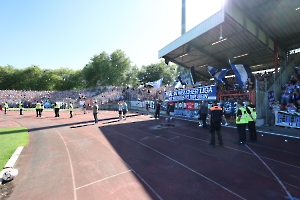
<box><xmin>158</xmin><ymin>0</ymin><xmax>300</xmax><ymax>78</ymax></box>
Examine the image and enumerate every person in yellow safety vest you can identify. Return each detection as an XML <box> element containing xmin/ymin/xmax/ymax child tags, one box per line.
<box><xmin>19</xmin><ymin>102</ymin><xmax>23</xmax><ymax>115</ymax></box>
<box><xmin>69</xmin><ymin>102</ymin><xmax>73</xmax><ymax>118</ymax></box>
<box><xmin>4</xmin><ymin>102</ymin><xmax>8</xmax><ymax>114</ymax></box>
<box><xmin>236</xmin><ymin>101</ymin><xmax>249</xmax><ymax>145</ymax></box>
<box><xmin>245</xmin><ymin>100</ymin><xmax>257</xmax><ymax>142</ymax></box>
<box><xmin>54</xmin><ymin>103</ymin><xmax>60</xmax><ymax>117</ymax></box>
<box><xmin>36</xmin><ymin>101</ymin><xmax>41</xmax><ymax>117</ymax></box>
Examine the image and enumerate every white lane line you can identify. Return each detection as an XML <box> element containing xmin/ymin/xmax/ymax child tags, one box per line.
<box><xmin>81</xmin><ymin>129</ymin><xmax>163</xmax><ymax>200</ymax></box>
<box><xmin>106</xmin><ymin>127</ymin><xmax>246</xmax><ymax>200</ymax></box>
<box><xmin>76</xmin><ymin>170</ymin><xmax>131</xmax><ymax>190</ymax></box>
<box><xmin>245</xmin><ymin>144</ymin><xmax>293</xmax><ymax>200</ymax></box>
<box><xmin>54</xmin><ymin>128</ymin><xmax>77</xmax><ymax>200</ymax></box>
<box><xmin>166</xmin><ymin>131</ymin><xmax>300</xmax><ymax>169</ymax></box>
<box><xmin>65</xmin><ymin>137</ymin><xmax>95</xmax><ymax>143</ymax></box>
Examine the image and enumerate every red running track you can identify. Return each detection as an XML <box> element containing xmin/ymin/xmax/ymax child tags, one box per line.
<box><xmin>1</xmin><ymin>110</ymin><xmax>300</xmax><ymax>200</ymax></box>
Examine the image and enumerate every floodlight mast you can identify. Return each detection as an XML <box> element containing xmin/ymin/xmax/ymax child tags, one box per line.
<box><xmin>181</xmin><ymin>0</ymin><xmax>186</xmax><ymax>35</ymax></box>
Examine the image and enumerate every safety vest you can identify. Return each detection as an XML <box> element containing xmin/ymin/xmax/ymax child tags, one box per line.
<box><xmin>247</xmin><ymin>106</ymin><xmax>257</xmax><ymax>121</ymax></box>
<box><xmin>55</xmin><ymin>103</ymin><xmax>60</xmax><ymax>109</ymax></box>
<box><xmin>19</xmin><ymin>103</ymin><xmax>23</xmax><ymax>109</ymax></box>
<box><xmin>4</xmin><ymin>103</ymin><xmax>8</xmax><ymax>108</ymax></box>
<box><xmin>41</xmin><ymin>103</ymin><xmax>44</xmax><ymax>109</ymax></box>
<box><xmin>69</xmin><ymin>104</ymin><xmax>73</xmax><ymax>111</ymax></box>
<box><xmin>236</xmin><ymin>107</ymin><xmax>248</xmax><ymax>124</ymax></box>
<box><xmin>36</xmin><ymin>103</ymin><xmax>41</xmax><ymax>109</ymax></box>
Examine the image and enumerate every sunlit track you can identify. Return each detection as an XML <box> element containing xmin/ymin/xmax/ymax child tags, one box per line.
<box><xmin>115</xmin><ymin>122</ymin><xmax>300</xmax><ymax>170</ymax></box>
<box><xmin>127</xmin><ymin>115</ymin><xmax>300</xmax><ymax>157</ymax></box>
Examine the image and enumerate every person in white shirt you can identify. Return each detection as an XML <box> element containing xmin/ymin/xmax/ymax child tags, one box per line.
<box><xmin>118</xmin><ymin>100</ymin><xmax>123</xmax><ymax>120</ymax></box>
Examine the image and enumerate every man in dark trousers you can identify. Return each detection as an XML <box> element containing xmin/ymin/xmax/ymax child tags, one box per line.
<box><xmin>19</xmin><ymin>101</ymin><xmax>23</xmax><ymax>115</ymax></box>
<box><xmin>208</xmin><ymin>101</ymin><xmax>225</xmax><ymax>147</ymax></box>
<box><xmin>236</xmin><ymin>101</ymin><xmax>248</xmax><ymax>145</ymax></box>
<box><xmin>154</xmin><ymin>102</ymin><xmax>161</xmax><ymax>119</ymax></box>
<box><xmin>200</xmin><ymin>101</ymin><xmax>208</xmax><ymax>128</ymax></box>
<box><xmin>93</xmin><ymin>100</ymin><xmax>98</xmax><ymax>123</ymax></box>
<box><xmin>245</xmin><ymin>100</ymin><xmax>257</xmax><ymax>142</ymax></box>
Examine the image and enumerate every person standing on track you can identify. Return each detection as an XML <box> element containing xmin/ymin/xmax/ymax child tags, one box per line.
<box><xmin>19</xmin><ymin>101</ymin><xmax>23</xmax><ymax>115</ymax></box>
<box><xmin>245</xmin><ymin>100</ymin><xmax>257</xmax><ymax>142</ymax></box>
<box><xmin>83</xmin><ymin>102</ymin><xmax>87</xmax><ymax>114</ymax></box>
<box><xmin>36</xmin><ymin>101</ymin><xmax>41</xmax><ymax>117</ymax></box>
<box><xmin>54</xmin><ymin>102</ymin><xmax>60</xmax><ymax>117</ymax></box>
<box><xmin>40</xmin><ymin>101</ymin><xmax>44</xmax><ymax>117</ymax></box>
<box><xmin>236</xmin><ymin>101</ymin><xmax>248</xmax><ymax>145</ymax></box>
<box><xmin>200</xmin><ymin>101</ymin><xmax>208</xmax><ymax>129</ymax></box>
<box><xmin>208</xmin><ymin>101</ymin><xmax>225</xmax><ymax>147</ymax></box>
<box><xmin>118</xmin><ymin>100</ymin><xmax>123</xmax><ymax>120</ymax></box>
<box><xmin>146</xmin><ymin>101</ymin><xmax>150</xmax><ymax>115</ymax></box>
<box><xmin>69</xmin><ymin>102</ymin><xmax>73</xmax><ymax>118</ymax></box>
<box><xmin>154</xmin><ymin>102</ymin><xmax>161</xmax><ymax>119</ymax></box>
<box><xmin>4</xmin><ymin>102</ymin><xmax>8</xmax><ymax>114</ymax></box>
<box><xmin>122</xmin><ymin>101</ymin><xmax>128</xmax><ymax>120</ymax></box>
<box><xmin>93</xmin><ymin>100</ymin><xmax>98</xmax><ymax>123</ymax></box>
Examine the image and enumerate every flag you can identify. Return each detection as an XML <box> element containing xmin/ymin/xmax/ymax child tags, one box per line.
<box><xmin>229</xmin><ymin>63</ymin><xmax>254</xmax><ymax>87</ymax></box>
<box><xmin>206</xmin><ymin>66</ymin><xmax>218</xmax><ymax>76</ymax></box>
<box><xmin>147</xmin><ymin>78</ymin><xmax>163</xmax><ymax>90</ymax></box>
<box><xmin>190</xmin><ymin>66</ymin><xmax>196</xmax><ymax>85</ymax></box>
<box><xmin>206</xmin><ymin>66</ymin><xmax>229</xmax><ymax>84</ymax></box>
<box><xmin>213</xmin><ymin>68</ymin><xmax>230</xmax><ymax>84</ymax></box>
<box><xmin>173</xmin><ymin>80</ymin><xmax>183</xmax><ymax>88</ymax></box>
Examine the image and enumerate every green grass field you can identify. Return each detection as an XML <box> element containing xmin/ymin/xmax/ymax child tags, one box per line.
<box><xmin>0</xmin><ymin>127</ymin><xmax>29</xmax><ymax>169</ymax></box>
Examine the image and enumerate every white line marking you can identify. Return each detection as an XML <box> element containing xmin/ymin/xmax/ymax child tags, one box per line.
<box><xmin>106</xmin><ymin>127</ymin><xmax>245</xmax><ymax>200</ymax></box>
<box><xmin>167</xmin><ymin>131</ymin><xmax>300</xmax><ymax>169</ymax></box>
<box><xmin>245</xmin><ymin>144</ymin><xmax>293</xmax><ymax>200</ymax></box>
<box><xmin>65</xmin><ymin>137</ymin><xmax>95</xmax><ymax>143</ymax></box>
<box><xmin>81</xmin><ymin>130</ymin><xmax>163</xmax><ymax>200</ymax></box>
<box><xmin>76</xmin><ymin>170</ymin><xmax>131</xmax><ymax>190</ymax></box>
<box><xmin>54</xmin><ymin>128</ymin><xmax>77</xmax><ymax>200</ymax></box>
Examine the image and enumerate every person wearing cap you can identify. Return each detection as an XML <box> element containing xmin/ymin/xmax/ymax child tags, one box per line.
<box><xmin>93</xmin><ymin>100</ymin><xmax>98</xmax><ymax>123</ymax></box>
<box><xmin>236</xmin><ymin>101</ymin><xmax>249</xmax><ymax>145</ymax></box>
<box><xmin>208</xmin><ymin>101</ymin><xmax>225</xmax><ymax>147</ymax></box>
<box><xmin>245</xmin><ymin>100</ymin><xmax>257</xmax><ymax>142</ymax></box>
<box><xmin>69</xmin><ymin>102</ymin><xmax>73</xmax><ymax>118</ymax></box>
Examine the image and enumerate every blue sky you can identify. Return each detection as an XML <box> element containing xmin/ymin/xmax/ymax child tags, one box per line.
<box><xmin>0</xmin><ymin>0</ymin><xmax>222</xmax><ymax>70</ymax></box>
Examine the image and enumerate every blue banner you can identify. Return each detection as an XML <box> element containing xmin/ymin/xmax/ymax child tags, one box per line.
<box><xmin>275</xmin><ymin>111</ymin><xmax>300</xmax><ymax>128</ymax></box>
<box><xmin>165</xmin><ymin>85</ymin><xmax>217</xmax><ymax>102</ymax></box>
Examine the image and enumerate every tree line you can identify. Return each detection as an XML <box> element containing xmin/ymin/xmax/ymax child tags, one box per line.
<box><xmin>0</xmin><ymin>50</ymin><xmax>180</xmax><ymax>91</ymax></box>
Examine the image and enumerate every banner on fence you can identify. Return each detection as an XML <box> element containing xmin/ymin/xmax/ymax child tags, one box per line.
<box><xmin>275</xmin><ymin>111</ymin><xmax>300</xmax><ymax>128</ymax></box>
<box><xmin>165</xmin><ymin>85</ymin><xmax>216</xmax><ymax>102</ymax></box>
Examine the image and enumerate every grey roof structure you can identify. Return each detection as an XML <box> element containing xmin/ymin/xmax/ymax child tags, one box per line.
<box><xmin>158</xmin><ymin>0</ymin><xmax>300</xmax><ymax>78</ymax></box>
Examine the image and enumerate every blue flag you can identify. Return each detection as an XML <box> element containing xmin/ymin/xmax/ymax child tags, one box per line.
<box><xmin>229</xmin><ymin>63</ymin><xmax>254</xmax><ymax>88</ymax></box>
<box><xmin>147</xmin><ymin>78</ymin><xmax>163</xmax><ymax>90</ymax></box>
<box><xmin>206</xmin><ymin>66</ymin><xmax>229</xmax><ymax>84</ymax></box>
<box><xmin>172</xmin><ymin>80</ymin><xmax>183</xmax><ymax>88</ymax></box>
